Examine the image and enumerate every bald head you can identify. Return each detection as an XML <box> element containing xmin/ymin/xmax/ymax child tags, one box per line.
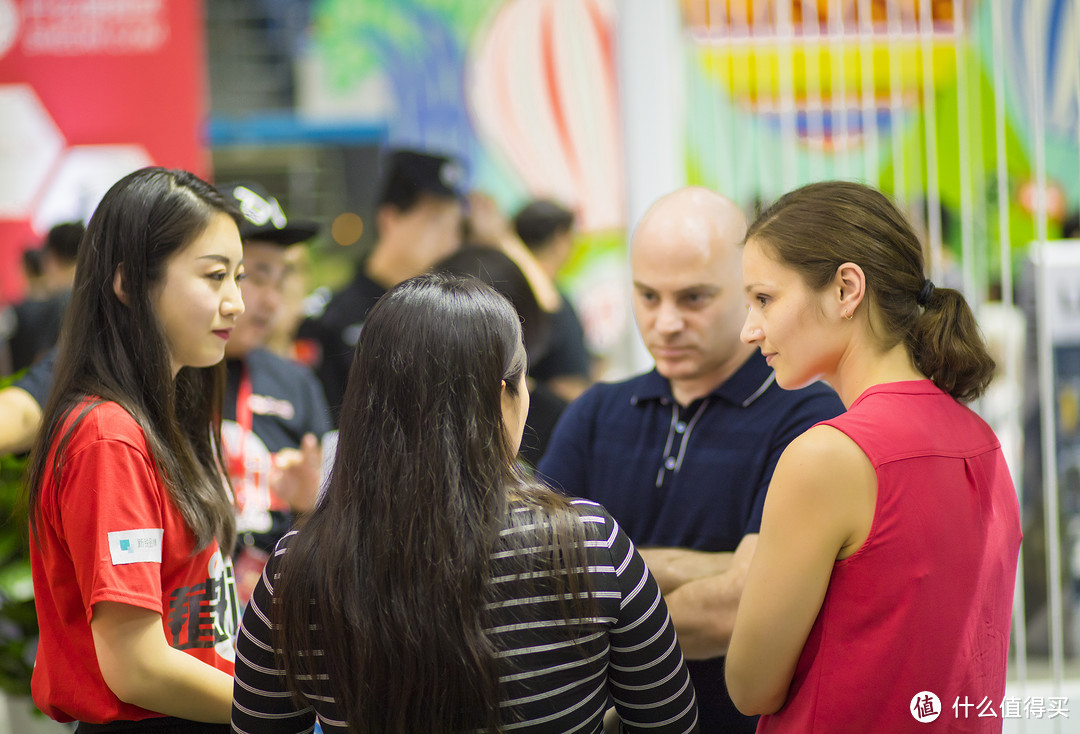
<box><xmin>629</xmin><ymin>187</ymin><xmax>754</xmax><ymax>405</ymax></box>
<box><xmin>631</xmin><ymin>187</ymin><xmax>747</xmax><ymax>262</ymax></box>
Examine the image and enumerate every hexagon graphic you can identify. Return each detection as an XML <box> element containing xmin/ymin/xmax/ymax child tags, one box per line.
<box><xmin>0</xmin><ymin>0</ymin><xmax>18</xmax><ymax>60</ymax></box>
<box><xmin>32</xmin><ymin>145</ymin><xmax>153</xmax><ymax>232</ymax></box>
<box><xmin>0</xmin><ymin>84</ymin><xmax>65</xmax><ymax>219</ymax></box>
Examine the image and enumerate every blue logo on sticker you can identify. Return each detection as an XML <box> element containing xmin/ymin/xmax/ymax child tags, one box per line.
<box><xmin>120</xmin><ymin>539</ymin><xmax>131</xmax><ymax>552</ymax></box>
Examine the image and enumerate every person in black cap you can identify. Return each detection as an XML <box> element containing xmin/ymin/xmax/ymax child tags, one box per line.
<box><xmin>212</xmin><ymin>182</ymin><xmax>332</xmax><ymax>605</ymax></box>
<box><xmin>296</xmin><ymin>148</ymin><xmax>466</xmax><ymax>424</ymax></box>
<box><xmin>218</xmin><ymin>182</ymin><xmax>320</xmax><ymax>358</ymax></box>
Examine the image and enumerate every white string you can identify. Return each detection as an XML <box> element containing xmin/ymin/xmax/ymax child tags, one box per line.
<box><xmin>992</xmin><ymin>2</ymin><xmax>1014</xmax><ymax>308</ymax></box>
<box><xmin>802</xmin><ymin>0</ymin><xmax>826</xmax><ymax>183</ymax></box>
<box><xmin>1075</xmin><ymin>0</ymin><xmax>1080</xmax><ymax>217</ymax></box>
<box><xmin>828</xmin><ymin>0</ymin><xmax>849</xmax><ymax>178</ymax></box>
<box><xmin>886</xmin><ymin>0</ymin><xmax>905</xmax><ymax>208</ymax></box>
<box><xmin>989</xmin><ymin>1</ymin><xmax>1023</xmax><ymax>707</ymax></box>
<box><xmin>969</xmin><ymin>4</ymin><xmax>989</xmax><ymax>311</ymax></box>
<box><xmin>751</xmin><ymin>0</ymin><xmax>768</xmax><ymax>199</ymax></box>
<box><xmin>729</xmin><ymin>4</ymin><xmax>752</xmax><ymax>204</ymax></box>
<box><xmin>707</xmin><ymin>0</ymin><xmax>727</xmax><ymax>196</ymax></box>
<box><xmin>952</xmin><ymin>0</ymin><xmax>975</xmax><ymax>308</ymax></box>
<box><xmin>918</xmin><ymin>0</ymin><xmax>943</xmax><ymax>281</ymax></box>
<box><xmin>1027</xmin><ymin>0</ymin><xmax>1066</xmax><ymax>716</ymax></box>
<box><xmin>856</xmin><ymin>0</ymin><xmax>878</xmax><ymax>185</ymax></box>
<box><xmin>726</xmin><ymin>4</ymin><xmax>745</xmax><ymax>206</ymax></box>
<box><xmin>777</xmin><ymin>0</ymin><xmax>798</xmax><ymax>191</ymax></box>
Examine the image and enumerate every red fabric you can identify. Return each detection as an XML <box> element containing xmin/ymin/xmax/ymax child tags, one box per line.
<box><xmin>0</xmin><ymin>1</ymin><xmax>208</xmax><ymax>303</ymax></box>
<box><xmin>759</xmin><ymin>381</ymin><xmax>1021</xmax><ymax>734</ymax></box>
<box><xmin>31</xmin><ymin>400</ymin><xmax>238</xmax><ymax>724</ymax></box>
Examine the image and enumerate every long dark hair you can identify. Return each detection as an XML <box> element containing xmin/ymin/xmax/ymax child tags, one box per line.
<box><xmin>27</xmin><ymin>167</ymin><xmax>238</xmax><ymax>551</ymax></box>
<box><xmin>275</xmin><ymin>274</ymin><xmax>593</xmax><ymax>733</ymax></box>
<box><xmin>747</xmin><ymin>181</ymin><xmax>995</xmax><ymax>403</ymax></box>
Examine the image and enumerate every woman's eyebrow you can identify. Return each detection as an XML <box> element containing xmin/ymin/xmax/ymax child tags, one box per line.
<box><xmin>197</xmin><ymin>254</ymin><xmax>239</xmax><ymax>266</ymax></box>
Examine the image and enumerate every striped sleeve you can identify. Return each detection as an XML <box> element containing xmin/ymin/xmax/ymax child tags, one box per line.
<box><xmin>231</xmin><ymin>534</ymin><xmax>319</xmax><ymax>734</ymax></box>
<box><xmin>594</xmin><ymin>507</ymin><xmax>699</xmax><ymax>733</ymax></box>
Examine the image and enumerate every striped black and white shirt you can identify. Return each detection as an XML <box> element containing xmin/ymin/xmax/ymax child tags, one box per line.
<box><xmin>231</xmin><ymin>499</ymin><xmax>698</xmax><ymax>733</ymax></box>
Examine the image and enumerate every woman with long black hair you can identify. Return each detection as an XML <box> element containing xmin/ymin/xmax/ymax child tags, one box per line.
<box><xmin>231</xmin><ymin>273</ymin><xmax>698</xmax><ymax>733</ymax></box>
<box><xmin>28</xmin><ymin>167</ymin><xmax>245</xmax><ymax>731</ymax></box>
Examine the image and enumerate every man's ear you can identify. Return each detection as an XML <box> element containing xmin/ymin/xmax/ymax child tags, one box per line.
<box><xmin>376</xmin><ymin>203</ymin><xmax>399</xmax><ymax>235</ymax></box>
<box><xmin>112</xmin><ymin>264</ymin><xmax>129</xmax><ymax>306</ymax></box>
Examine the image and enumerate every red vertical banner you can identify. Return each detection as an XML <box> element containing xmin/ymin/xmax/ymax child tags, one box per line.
<box><xmin>0</xmin><ymin>0</ymin><xmax>208</xmax><ymax>303</ymax></box>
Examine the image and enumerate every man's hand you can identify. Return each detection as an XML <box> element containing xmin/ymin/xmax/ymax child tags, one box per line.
<box><xmin>638</xmin><ymin>548</ymin><xmax>734</xmax><ymax>595</ymax></box>
<box><xmin>646</xmin><ymin>535</ymin><xmax>759</xmax><ymax>659</ymax></box>
<box><xmin>269</xmin><ymin>433</ymin><xmax>322</xmax><ymax>513</ymax></box>
<box><xmin>465</xmin><ymin>191</ymin><xmax>561</xmax><ymax>313</ymax></box>
<box><xmin>0</xmin><ymin>386</ymin><xmax>43</xmax><ymax>456</ymax></box>
<box><xmin>466</xmin><ymin>191</ymin><xmax>514</xmax><ymax>246</ymax></box>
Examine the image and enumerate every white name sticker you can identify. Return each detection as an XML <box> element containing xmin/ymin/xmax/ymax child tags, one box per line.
<box><xmin>108</xmin><ymin>528</ymin><xmax>164</xmax><ymax>565</ymax></box>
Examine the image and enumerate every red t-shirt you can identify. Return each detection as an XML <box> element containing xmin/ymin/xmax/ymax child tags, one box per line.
<box><xmin>30</xmin><ymin>400</ymin><xmax>238</xmax><ymax>724</ymax></box>
<box><xmin>758</xmin><ymin>381</ymin><xmax>1022</xmax><ymax>733</ymax></box>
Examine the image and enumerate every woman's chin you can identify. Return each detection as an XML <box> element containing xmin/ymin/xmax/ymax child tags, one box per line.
<box><xmin>774</xmin><ymin>369</ymin><xmax>821</xmax><ymax>392</ymax></box>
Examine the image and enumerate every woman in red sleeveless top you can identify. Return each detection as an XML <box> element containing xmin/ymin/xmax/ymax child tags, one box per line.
<box><xmin>727</xmin><ymin>181</ymin><xmax>1021</xmax><ymax>733</ymax></box>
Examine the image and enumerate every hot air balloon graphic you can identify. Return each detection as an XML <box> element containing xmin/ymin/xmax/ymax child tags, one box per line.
<box><xmin>466</xmin><ymin>0</ymin><xmax>623</xmax><ymax>232</ymax></box>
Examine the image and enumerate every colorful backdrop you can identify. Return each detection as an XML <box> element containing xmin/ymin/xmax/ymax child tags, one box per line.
<box><xmin>295</xmin><ymin>0</ymin><xmax>1080</xmax><ymax>364</ymax></box>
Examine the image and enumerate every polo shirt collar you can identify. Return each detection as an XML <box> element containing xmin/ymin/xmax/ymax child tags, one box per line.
<box><xmin>631</xmin><ymin>351</ymin><xmax>775</xmax><ymax>408</ymax></box>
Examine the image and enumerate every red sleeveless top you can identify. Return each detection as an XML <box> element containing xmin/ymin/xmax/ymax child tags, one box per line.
<box><xmin>759</xmin><ymin>381</ymin><xmax>1021</xmax><ymax>733</ymax></box>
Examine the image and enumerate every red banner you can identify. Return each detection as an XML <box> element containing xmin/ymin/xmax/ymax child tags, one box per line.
<box><xmin>0</xmin><ymin>0</ymin><xmax>208</xmax><ymax>303</ymax></box>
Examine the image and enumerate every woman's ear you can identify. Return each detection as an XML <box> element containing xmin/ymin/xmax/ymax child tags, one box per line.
<box><xmin>835</xmin><ymin>262</ymin><xmax>866</xmax><ymax>320</ymax></box>
<box><xmin>112</xmin><ymin>263</ymin><xmax>129</xmax><ymax>306</ymax></box>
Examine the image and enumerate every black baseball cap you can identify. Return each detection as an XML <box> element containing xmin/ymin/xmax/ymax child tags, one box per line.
<box><xmin>218</xmin><ymin>181</ymin><xmax>320</xmax><ymax>246</ymax></box>
<box><xmin>377</xmin><ymin>149</ymin><xmax>466</xmax><ymax>208</ymax></box>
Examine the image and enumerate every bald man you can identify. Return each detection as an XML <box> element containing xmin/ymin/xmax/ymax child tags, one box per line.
<box><xmin>538</xmin><ymin>188</ymin><xmax>843</xmax><ymax>732</ymax></box>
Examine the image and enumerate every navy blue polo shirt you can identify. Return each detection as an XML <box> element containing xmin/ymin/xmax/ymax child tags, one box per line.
<box><xmin>538</xmin><ymin>351</ymin><xmax>843</xmax><ymax>551</ymax></box>
<box><xmin>537</xmin><ymin>351</ymin><xmax>843</xmax><ymax>733</ymax></box>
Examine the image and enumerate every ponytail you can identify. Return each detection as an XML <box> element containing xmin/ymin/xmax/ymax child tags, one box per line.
<box><xmin>909</xmin><ymin>286</ymin><xmax>995</xmax><ymax>403</ymax></box>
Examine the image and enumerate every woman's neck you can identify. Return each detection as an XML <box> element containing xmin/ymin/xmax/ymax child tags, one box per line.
<box><xmin>828</xmin><ymin>341</ymin><xmax>925</xmax><ymax>409</ymax></box>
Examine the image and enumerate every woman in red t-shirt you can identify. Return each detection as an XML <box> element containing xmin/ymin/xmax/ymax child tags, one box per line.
<box><xmin>727</xmin><ymin>181</ymin><xmax>1021</xmax><ymax>733</ymax></box>
<box><xmin>26</xmin><ymin>167</ymin><xmax>245</xmax><ymax>732</ymax></box>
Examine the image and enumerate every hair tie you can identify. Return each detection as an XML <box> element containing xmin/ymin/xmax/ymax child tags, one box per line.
<box><xmin>917</xmin><ymin>279</ymin><xmax>935</xmax><ymax>307</ymax></box>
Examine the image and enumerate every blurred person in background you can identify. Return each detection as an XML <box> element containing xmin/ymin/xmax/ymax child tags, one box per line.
<box><xmin>1</xmin><ymin>221</ymin><xmax>84</xmax><ymax>374</ymax></box>
<box><xmin>297</xmin><ymin>148</ymin><xmax>466</xmax><ymax>423</ymax></box>
<box><xmin>436</xmin><ymin>245</ymin><xmax>566</xmax><ymax>468</ymax></box>
<box><xmin>214</xmin><ymin>181</ymin><xmax>331</xmax><ymax>606</ymax></box>
<box><xmin>21</xmin><ymin>247</ymin><xmax>48</xmax><ymax>301</ymax></box>
<box><xmin>513</xmin><ymin>198</ymin><xmax>592</xmax><ymax>401</ymax></box>
<box><xmin>262</xmin><ymin>242</ymin><xmax>312</xmax><ymax>360</ymax></box>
